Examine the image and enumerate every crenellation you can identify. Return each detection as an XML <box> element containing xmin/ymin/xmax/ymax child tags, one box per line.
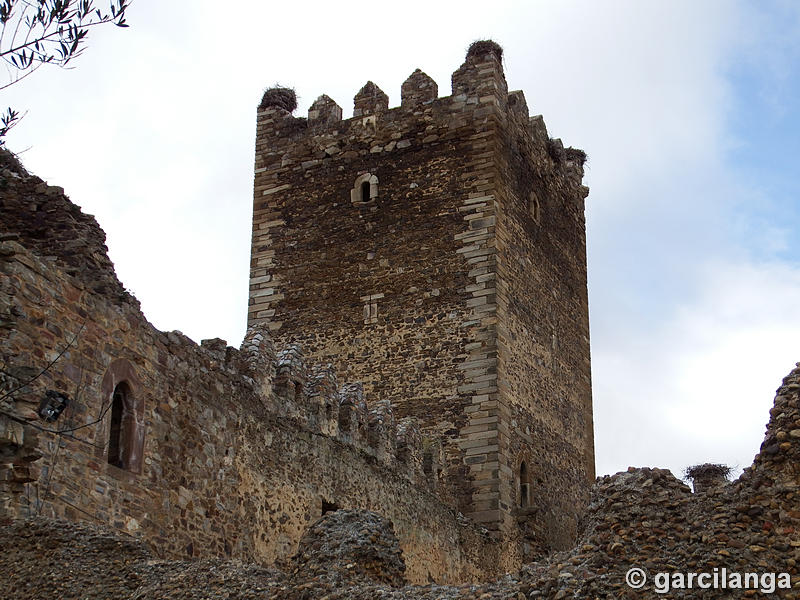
<box><xmin>0</xmin><ymin>167</ymin><xmax>504</xmax><ymax>581</ymax></box>
<box><xmin>200</xmin><ymin>337</ymin><xmax>228</xmax><ymax>361</ymax></box>
<box><xmin>241</xmin><ymin>322</ymin><xmax>277</xmax><ymax>391</ymax></box>
<box><xmin>274</xmin><ymin>344</ymin><xmax>308</xmax><ymax>419</ymax></box>
<box><xmin>422</xmin><ymin>438</ymin><xmax>446</xmax><ymax>492</ymax></box>
<box><xmin>4</xmin><ymin>39</ymin><xmax>800</xmax><ymax>597</ymax></box>
<box><xmin>353</xmin><ymin>81</ymin><xmax>389</xmax><ymax>117</ymax></box>
<box><xmin>367</xmin><ymin>398</ymin><xmax>396</xmax><ymax>465</ymax></box>
<box><xmin>401</xmin><ymin>69</ymin><xmax>438</xmax><ymax>109</ymax></box>
<box><xmin>255</xmin><ymin>107</ymin><xmax>307</xmax><ymax>143</ymax></box>
<box><xmin>395</xmin><ymin>418</ymin><xmax>424</xmax><ymax>482</ymax></box>
<box><xmin>338</xmin><ymin>382</ymin><xmax>369</xmax><ymax>449</ymax></box>
<box><xmin>308</xmin><ymin>94</ymin><xmax>342</xmax><ymax>128</ymax></box>
<box><xmin>450</xmin><ymin>44</ymin><xmax>508</xmax><ymax>102</ymax></box>
<box><xmin>506</xmin><ymin>90</ymin><xmax>529</xmax><ymax>122</ymax></box>
<box><xmin>307</xmin><ymin>363</ymin><xmax>339</xmax><ymax>435</ymax></box>
<box><xmin>1</xmin><ymin>40</ymin><xmax>596</xmax><ymax>585</ymax></box>
<box><xmin>528</xmin><ymin>115</ymin><xmax>548</xmax><ymax>147</ymax></box>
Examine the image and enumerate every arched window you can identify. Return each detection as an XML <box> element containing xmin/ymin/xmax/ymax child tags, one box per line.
<box><xmin>108</xmin><ymin>382</ymin><xmax>132</xmax><ymax>469</ymax></box>
<box><xmin>99</xmin><ymin>359</ymin><xmax>145</xmax><ymax>474</ymax></box>
<box><xmin>519</xmin><ymin>461</ymin><xmax>530</xmax><ymax>508</ymax></box>
<box><xmin>350</xmin><ymin>173</ymin><xmax>378</xmax><ymax>204</ymax></box>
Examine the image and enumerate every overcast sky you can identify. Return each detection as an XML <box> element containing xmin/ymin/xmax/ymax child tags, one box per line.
<box><xmin>4</xmin><ymin>0</ymin><xmax>800</xmax><ymax>480</ymax></box>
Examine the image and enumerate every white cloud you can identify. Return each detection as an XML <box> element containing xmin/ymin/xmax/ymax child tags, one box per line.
<box><xmin>594</xmin><ymin>258</ymin><xmax>800</xmax><ymax>477</ymax></box>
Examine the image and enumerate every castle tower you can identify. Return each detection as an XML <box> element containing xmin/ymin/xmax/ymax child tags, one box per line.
<box><xmin>249</xmin><ymin>41</ymin><xmax>594</xmax><ymax>559</ymax></box>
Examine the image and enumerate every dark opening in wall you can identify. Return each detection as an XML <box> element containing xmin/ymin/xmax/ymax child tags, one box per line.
<box><xmin>350</xmin><ymin>173</ymin><xmax>378</xmax><ymax>204</ymax></box>
<box><xmin>321</xmin><ymin>499</ymin><xmax>339</xmax><ymax>515</ymax></box>
<box><xmin>108</xmin><ymin>382</ymin><xmax>131</xmax><ymax>469</ymax></box>
<box><xmin>519</xmin><ymin>461</ymin><xmax>530</xmax><ymax>508</ymax></box>
<box><xmin>422</xmin><ymin>450</ymin><xmax>433</xmax><ymax>475</ymax></box>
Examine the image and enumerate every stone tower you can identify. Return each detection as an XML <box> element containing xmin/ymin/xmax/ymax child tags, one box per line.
<box><xmin>249</xmin><ymin>41</ymin><xmax>594</xmax><ymax>558</ymax></box>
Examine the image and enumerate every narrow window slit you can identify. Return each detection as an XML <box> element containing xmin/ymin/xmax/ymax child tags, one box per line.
<box><xmin>519</xmin><ymin>461</ymin><xmax>530</xmax><ymax>508</ymax></box>
<box><xmin>108</xmin><ymin>382</ymin><xmax>130</xmax><ymax>469</ymax></box>
<box><xmin>361</xmin><ymin>181</ymin><xmax>370</xmax><ymax>202</ymax></box>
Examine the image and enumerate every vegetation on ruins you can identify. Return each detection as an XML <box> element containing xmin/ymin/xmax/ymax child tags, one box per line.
<box><xmin>0</xmin><ymin>0</ymin><xmax>130</xmax><ymax>144</ymax></box>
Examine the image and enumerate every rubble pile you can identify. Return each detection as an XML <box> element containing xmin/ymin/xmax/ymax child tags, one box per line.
<box><xmin>288</xmin><ymin>509</ymin><xmax>406</xmax><ymax>587</ymax></box>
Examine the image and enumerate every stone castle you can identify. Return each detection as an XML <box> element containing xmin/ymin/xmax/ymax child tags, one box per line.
<box><xmin>0</xmin><ymin>40</ymin><xmax>592</xmax><ymax>581</ymax></box>
<box><xmin>1</xmin><ymin>42</ymin><xmax>798</xmax><ymax>597</ymax></box>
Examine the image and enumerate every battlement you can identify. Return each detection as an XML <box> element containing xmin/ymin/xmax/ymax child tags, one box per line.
<box><xmin>251</xmin><ymin>42</ymin><xmax>586</xmax><ymax>216</ymax></box>
<box><xmin>240</xmin><ymin>325</ymin><xmax>441</xmax><ymax>489</ymax></box>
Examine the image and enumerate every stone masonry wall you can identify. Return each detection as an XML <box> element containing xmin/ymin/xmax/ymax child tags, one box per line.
<box><xmin>249</xmin><ymin>69</ymin><xmax>501</xmax><ymax>517</ymax></box>
<box><xmin>248</xmin><ymin>42</ymin><xmax>593</xmax><ymax>555</ymax></box>
<box><xmin>494</xmin><ymin>89</ymin><xmax>594</xmax><ymax>556</ymax></box>
<box><xmin>0</xmin><ymin>159</ymin><xmax>500</xmax><ymax>584</ymax></box>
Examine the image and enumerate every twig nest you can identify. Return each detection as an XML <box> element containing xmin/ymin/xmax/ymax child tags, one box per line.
<box><xmin>259</xmin><ymin>87</ymin><xmax>297</xmax><ymax>112</ymax></box>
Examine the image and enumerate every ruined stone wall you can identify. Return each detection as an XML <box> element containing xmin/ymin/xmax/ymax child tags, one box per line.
<box><xmin>513</xmin><ymin>363</ymin><xmax>800</xmax><ymax>597</ymax></box>
<box><xmin>0</xmin><ymin>224</ymin><xmax>263</xmax><ymax>558</ymax></box>
<box><xmin>0</xmin><ymin>162</ymin><xmax>501</xmax><ymax>584</ymax></box>
<box><xmin>234</xmin><ymin>413</ymin><xmax>499</xmax><ymax>584</ymax></box>
<box><xmin>3</xmin><ymin>364</ymin><xmax>800</xmax><ymax>597</ymax></box>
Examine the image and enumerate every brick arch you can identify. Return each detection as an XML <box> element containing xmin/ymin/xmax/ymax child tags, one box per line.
<box><xmin>98</xmin><ymin>358</ymin><xmax>145</xmax><ymax>474</ymax></box>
